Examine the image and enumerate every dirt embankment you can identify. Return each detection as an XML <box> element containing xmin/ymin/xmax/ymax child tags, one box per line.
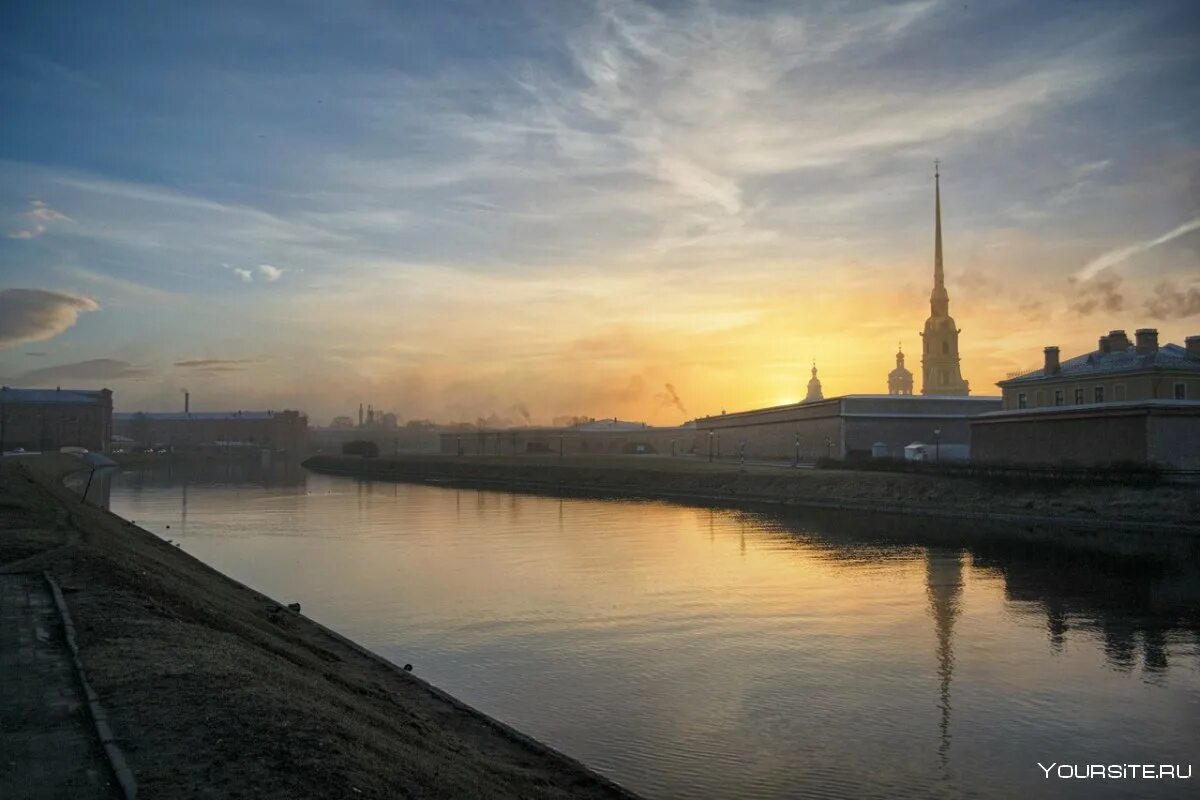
<box><xmin>0</xmin><ymin>456</ymin><xmax>639</xmax><ymax>800</ymax></box>
<box><xmin>304</xmin><ymin>454</ymin><xmax>1200</xmax><ymax>533</ymax></box>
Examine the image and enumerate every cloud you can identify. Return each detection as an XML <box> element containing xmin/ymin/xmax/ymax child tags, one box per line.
<box><xmin>1076</xmin><ymin>216</ymin><xmax>1200</xmax><ymax>280</ymax></box>
<box><xmin>258</xmin><ymin>264</ymin><xmax>285</xmax><ymax>282</ymax></box>
<box><xmin>7</xmin><ymin>199</ymin><xmax>69</xmax><ymax>239</ymax></box>
<box><xmin>1144</xmin><ymin>281</ymin><xmax>1200</xmax><ymax>320</ymax></box>
<box><xmin>13</xmin><ymin>358</ymin><xmax>149</xmax><ymax>385</ymax></box>
<box><xmin>174</xmin><ymin>357</ymin><xmax>262</xmax><ymax>372</ymax></box>
<box><xmin>1066</xmin><ymin>272</ymin><xmax>1125</xmax><ymax>316</ymax></box>
<box><xmin>0</xmin><ymin>289</ymin><xmax>99</xmax><ymax>348</ymax></box>
<box><xmin>233</xmin><ymin>267</ymin><xmax>253</xmax><ymax>282</ymax></box>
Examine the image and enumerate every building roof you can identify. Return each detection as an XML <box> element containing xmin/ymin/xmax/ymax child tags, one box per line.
<box><xmin>572</xmin><ymin>418</ymin><xmax>650</xmax><ymax>431</ymax></box>
<box><xmin>113</xmin><ymin>410</ymin><xmax>287</xmax><ymax>421</ymax></box>
<box><xmin>0</xmin><ymin>387</ymin><xmax>109</xmax><ymax>405</ymax></box>
<box><xmin>1002</xmin><ymin>343</ymin><xmax>1199</xmax><ymax>386</ymax></box>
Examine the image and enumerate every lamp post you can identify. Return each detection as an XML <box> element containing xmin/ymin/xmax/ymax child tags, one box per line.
<box><xmin>456</xmin><ymin>435</ymin><xmax>463</xmax><ymax>457</ymax></box>
<box><xmin>558</xmin><ymin>432</ymin><xmax>564</xmax><ymax>460</ymax></box>
<box><xmin>933</xmin><ymin>427</ymin><xmax>942</xmax><ymax>463</ymax></box>
<box><xmin>708</xmin><ymin>431</ymin><xmax>714</xmax><ymax>463</ymax></box>
<box><xmin>716</xmin><ymin>433</ymin><xmax>721</xmax><ymax>460</ymax></box>
<box><xmin>794</xmin><ymin>432</ymin><xmax>800</xmax><ymax>468</ymax></box>
<box><xmin>824</xmin><ymin>434</ymin><xmax>832</xmax><ymax>461</ymax></box>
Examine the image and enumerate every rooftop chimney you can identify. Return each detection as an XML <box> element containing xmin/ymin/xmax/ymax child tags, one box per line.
<box><xmin>1044</xmin><ymin>346</ymin><xmax>1060</xmax><ymax>375</ymax></box>
<box><xmin>1108</xmin><ymin>329</ymin><xmax>1130</xmax><ymax>350</ymax></box>
<box><xmin>1098</xmin><ymin>335</ymin><xmax>1111</xmax><ymax>354</ymax></box>
<box><xmin>1187</xmin><ymin>335</ymin><xmax>1200</xmax><ymax>360</ymax></box>
<box><xmin>1135</xmin><ymin>328</ymin><xmax>1159</xmax><ymax>355</ymax></box>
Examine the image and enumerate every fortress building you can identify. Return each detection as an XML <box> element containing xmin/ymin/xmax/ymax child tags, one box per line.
<box><xmin>921</xmin><ymin>164</ymin><xmax>970</xmax><ymax>396</ymax></box>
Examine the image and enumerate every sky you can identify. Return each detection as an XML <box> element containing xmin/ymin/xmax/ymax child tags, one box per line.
<box><xmin>1</xmin><ymin>0</ymin><xmax>1198</xmax><ymax>426</ymax></box>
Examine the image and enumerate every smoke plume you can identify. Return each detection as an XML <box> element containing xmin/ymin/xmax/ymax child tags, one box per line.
<box><xmin>1144</xmin><ymin>281</ymin><xmax>1200</xmax><ymax>320</ymax></box>
<box><xmin>655</xmin><ymin>382</ymin><xmax>688</xmax><ymax>415</ymax></box>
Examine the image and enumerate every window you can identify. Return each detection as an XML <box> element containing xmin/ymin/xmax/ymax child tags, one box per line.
<box><xmin>1176</xmin><ymin>383</ymin><xmax>1188</xmax><ymax>400</ymax></box>
<box><xmin>1094</xmin><ymin>386</ymin><xmax>1105</xmax><ymax>403</ymax></box>
<box><xmin>1074</xmin><ymin>388</ymin><xmax>1084</xmax><ymax>404</ymax></box>
<box><xmin>1054</xmin><ymin>389</ymin><xmax>1064</xmax><ymax>406</ymax></box>
<box><xmin>1113</xmin><ymin>385</ymin><xmax>1126</xmax><ymax>402</ymax></box>
<box><xmin>1017</xmin><ymin>392</ymin><xmax>1028</xmax><ymax>409</ymax></box>
<box><xmin>1035</xmin><ymin>390</ymin><xmax>1045</xmax><ymax>407</ymax></box>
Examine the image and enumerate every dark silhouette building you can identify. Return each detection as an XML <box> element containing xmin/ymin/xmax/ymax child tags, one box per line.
<box><xmin>0</xmin><ymin>387</ymin><xmax>113</xmax><ymax>453</ymax></box>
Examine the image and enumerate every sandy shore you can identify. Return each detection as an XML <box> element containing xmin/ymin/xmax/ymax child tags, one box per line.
<box><xmin>0</xmin><ymin>455</ymin><xmax>640</xmax><ymax>800</ymax></box>
<box><xmin>304</xmin><ymin>453</ymin><xmax>1200</xmax><ymax>534</ymax></box>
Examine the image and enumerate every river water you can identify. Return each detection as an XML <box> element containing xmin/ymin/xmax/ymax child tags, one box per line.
<box><xmin>89</xmin><ymin>462</ymin><xmax>1199</xmax><ymax>799</ymax></box>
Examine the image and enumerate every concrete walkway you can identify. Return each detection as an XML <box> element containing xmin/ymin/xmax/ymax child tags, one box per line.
<box><xmin>0</xmin><ymin>572</ymin><xmax>116</xmax><ymax>799</ymax></box>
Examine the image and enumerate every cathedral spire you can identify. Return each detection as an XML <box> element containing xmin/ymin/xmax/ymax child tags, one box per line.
<box><xmin>930</xmin><ymin>161</ymin><xmax>950</xmax><ymax>318</ymax></box>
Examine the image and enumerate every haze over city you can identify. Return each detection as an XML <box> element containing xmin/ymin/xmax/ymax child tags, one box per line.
<box><xmin>2</xmin><ymin>0</ymin><xmax>1198</xmax><ymax>425</ymax></box>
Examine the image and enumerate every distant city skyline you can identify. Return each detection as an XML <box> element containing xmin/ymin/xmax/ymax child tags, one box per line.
<box><xmin>2</xmin><ymin>0</ymin><xmax>1198</xmax><ymax>424</ymax></box>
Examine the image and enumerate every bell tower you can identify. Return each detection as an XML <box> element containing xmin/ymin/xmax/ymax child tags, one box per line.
<box><xmin>804</xmin><ymin>360</ymin><xmax>824</xmax><ymax>402</ymax></box>
<box><xmin>920</xmin><ymin>163</ymin><xmax>970</xmax><ymax>396</ymax></box>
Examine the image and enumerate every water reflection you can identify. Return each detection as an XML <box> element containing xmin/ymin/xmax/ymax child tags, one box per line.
<box><xmin>102</xmin><ymin>465</ymin><xmax>1200</xmax><ymax>800</ymax></box>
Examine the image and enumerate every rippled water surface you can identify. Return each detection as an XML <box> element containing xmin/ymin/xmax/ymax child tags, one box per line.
<box><xmin>95</xmin><ymin>463</ymin><xmax>1199</xmax><ymax>799</ymax></box>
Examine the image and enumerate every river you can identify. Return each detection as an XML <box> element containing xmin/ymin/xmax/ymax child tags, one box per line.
<box><xmin>87</xmin><ymin>462</ymin><xmax>1200</xmax><ymax>799</ymax></box>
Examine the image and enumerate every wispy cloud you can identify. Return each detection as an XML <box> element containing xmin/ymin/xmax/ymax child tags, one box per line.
<box><xmin>13</xmin><ymin>358</ymin><xmax>149</xmax><ymax>384</ymax></box>
<box><xmin>174</xmin><ymin>357</ymin><xmax>264</xmax><ymax>372</ymax></box>
<box><xmin>1076</xmin><ymin>217</ymin><xmax>1200</xmax><ymax>280</ymax></box>
<box><xmin>7</xmin><ymin>199</ymin><xmax>69</xmax><ymax>239</ymax></box>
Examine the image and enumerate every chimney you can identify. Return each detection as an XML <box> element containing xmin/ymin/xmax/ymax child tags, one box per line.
<box><xmin>1098</xmin><ymin>335</ymin><xmax>1111</xmax><ymax>354</ymax></box>
<box><xmin>184</xmin><ymin>391</ymin><xmax>190</xmax><ymax>413</ymax></box>
<box><xmin>1044</xmin><ymin>346</ymin><xmax>1060</xmax><ymax>375</ymax></box>
<box><xmin>1108</xmin><ymin>329</ymin><xmax>1130</xmax><ymax>350</ymax></box>
<box><xmin>1134</xmin><ymin>328</ymin><xmax>1159</xmax><ymax>355</ymax></box>
<box><xmin>1187</xmin><ymin>335</ymin><xmax>1200</xmax><ymax>360</ymax></box>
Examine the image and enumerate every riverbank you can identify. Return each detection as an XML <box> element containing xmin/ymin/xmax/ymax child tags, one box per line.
<box><xmin>303</xmin><ymin>453</ymin><xmax>1200</xmax><ymax>533</ymax></box>
<box><xmin>0</xmin><ymin>455</ymin><xmax>639</xmax><ymax>800</ymax></box>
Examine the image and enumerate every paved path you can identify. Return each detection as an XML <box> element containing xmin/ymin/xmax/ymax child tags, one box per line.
<box><xmin>0</xmin><ymin>572</ymin><xmax>116</xmax><ymax>799</ymax></box>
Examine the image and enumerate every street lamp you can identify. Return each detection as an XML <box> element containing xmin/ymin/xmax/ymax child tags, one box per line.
<box><xmin>708</xmin><ymin>431</ymin><xmax>714</xmax><ymax>463</ymax></box>
<box><xmin>558</xmin><ymin>432</ymin><xmax>564</xmax><ymax>460</ymax></box>
<box><xmin>933</xmin><ymin>427</ymin><xmax>942</xmax><ymax>463</ymax></box>
<box><xmin>457</xmin><ymin>435</ymin><xmax>463</xmax><ymax>457</ymax></box>
<box><xmin>794</xmin><ymin>432</ymin><xmax>800</xmax><ymax>467</ymax></box>
<box><xmin>824</xmin><ymin>435</ymin><xmax>832</xmax><ymax>461</ymax></box>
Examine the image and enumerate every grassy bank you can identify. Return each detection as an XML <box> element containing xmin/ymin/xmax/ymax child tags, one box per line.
<box><xmin>304</xmin><ymin>453</ymin><xmax>1200</xmax><ymax>533</ymax></box>
<box><xmin>0</xmin><ymin>455</ymin><xmax>639</xmax><ymax>800</ymax></box>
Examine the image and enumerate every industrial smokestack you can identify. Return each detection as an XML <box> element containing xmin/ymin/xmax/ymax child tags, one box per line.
<box><xmin>182</xmin><ymin>388</ymin><xmax>190</xmax><ymax>413</ymax></box>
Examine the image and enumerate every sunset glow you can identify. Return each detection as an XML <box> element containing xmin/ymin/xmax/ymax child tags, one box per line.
<box><xmin>2</xmin><ymin>1</ymin><xmax>1198</xmax><ymax>425</ymax></box>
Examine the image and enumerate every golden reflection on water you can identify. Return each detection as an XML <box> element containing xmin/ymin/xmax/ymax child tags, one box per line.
<box><xmin>103</xmin><ymin>467</ymin><xmax>1200</xmax><ymax>800</ymax></box>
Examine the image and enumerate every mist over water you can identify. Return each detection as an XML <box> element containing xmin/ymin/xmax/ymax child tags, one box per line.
<box><xmin>101</xmin><ymin>464</ymin><xmax>1200</xmax><ymax>799</ymax></box>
